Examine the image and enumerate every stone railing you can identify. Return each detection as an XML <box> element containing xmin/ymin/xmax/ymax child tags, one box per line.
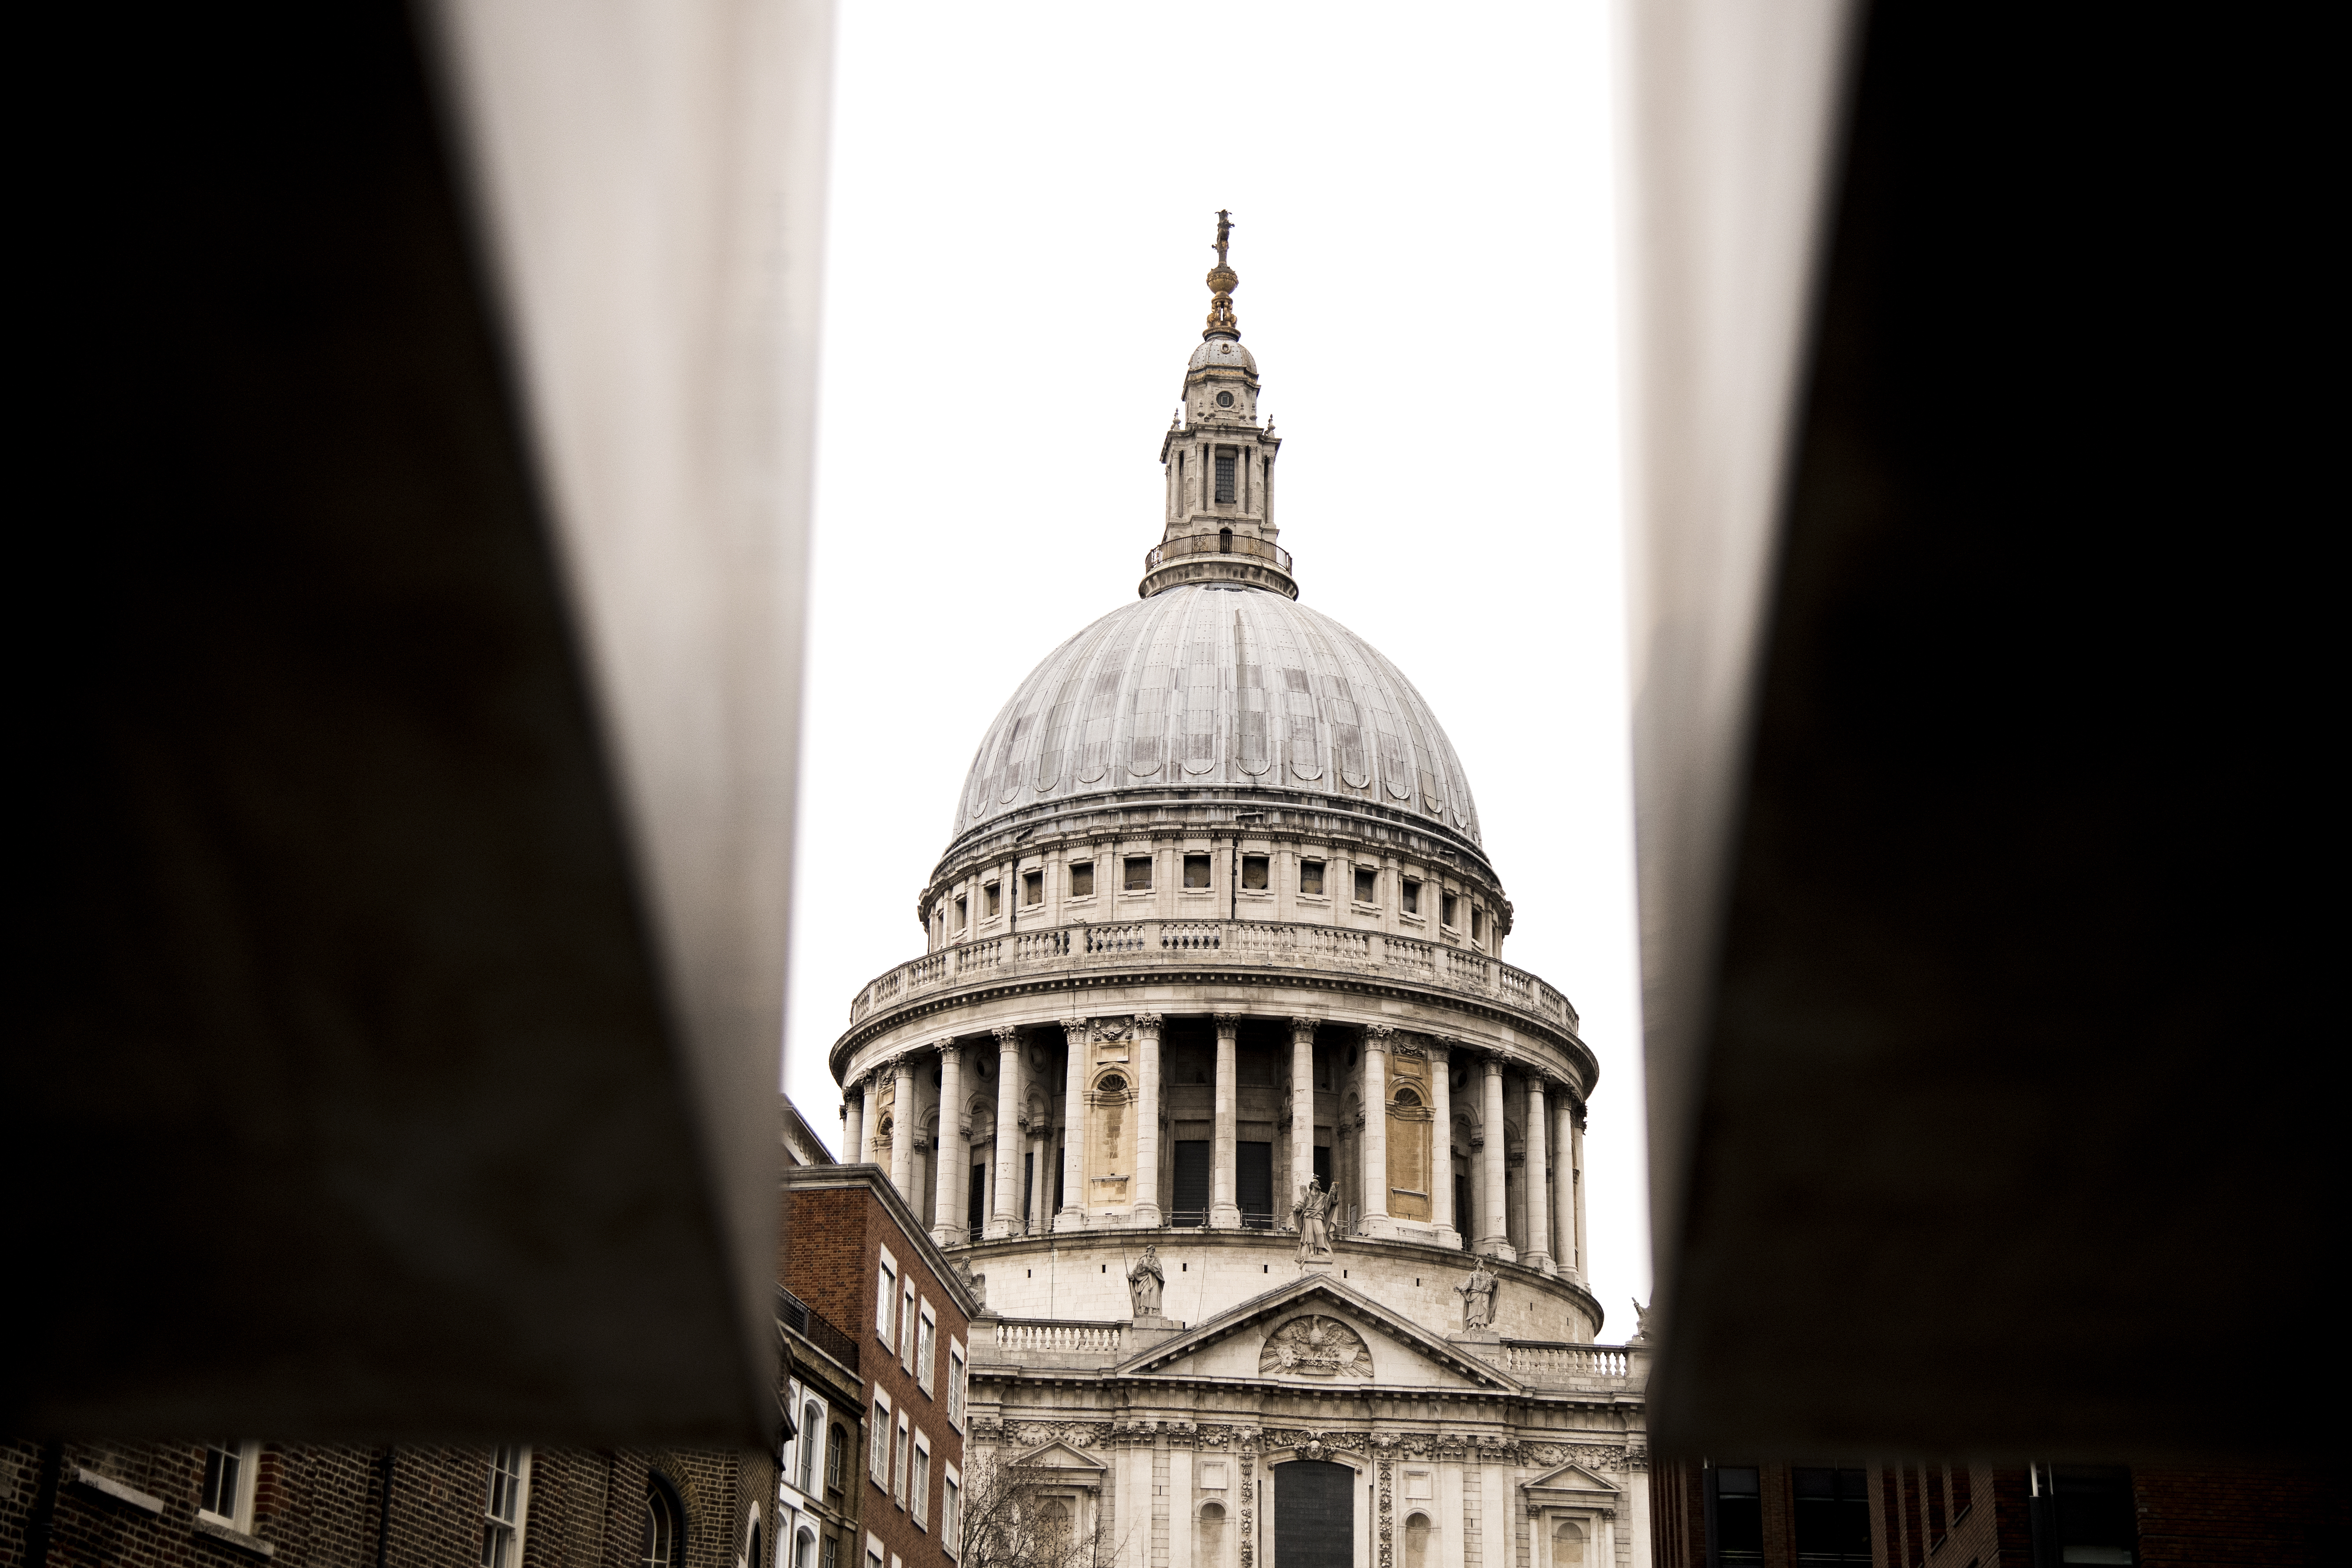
<box><xmin>1146</xmin><ymin>535</ymin><xmax>1293</xmax><ymax>573</ymax></box>
<box><xmin>847</xmin><ymin>919</ymin><xmax>1577</xmax><ymax>1036</ymax></box>
<box><xmin>989</xmin><ymin>1319</ymin><xmax>1130</xmax><ymax>1358</ymax></box>
<box><xmin>1499</xmin><ymin>1342</ymin><xmax>1636</xmax><ymax>1387</ymax></box>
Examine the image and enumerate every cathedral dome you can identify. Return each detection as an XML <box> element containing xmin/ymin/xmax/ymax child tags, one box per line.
<box><xmin>1187</xmin><ymin>336</ymin><xmax>1257</xmax><ymax>374</ymax></box>
<box><xmin>953</xmin><ymin>582</ymin><xmax>1481</xmax><ymax>846</ymax></box>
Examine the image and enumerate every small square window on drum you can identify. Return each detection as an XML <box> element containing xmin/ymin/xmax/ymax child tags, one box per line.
<box><xmin>1242</xmin><ymin>855</ymin><xmax>1269</xmax><ymax>890</ymax></box>
<box><xmin>1124</xmin><ymin>856</ymin><xmax>1154</xmax><ymax>891</ymax></box>
<box><xmin>1184</xmin><ymin>854</ymin><xmax>1212</xmax><ymax>889</ymax></box>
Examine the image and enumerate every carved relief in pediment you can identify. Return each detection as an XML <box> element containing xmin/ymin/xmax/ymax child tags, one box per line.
<box><xmin>1258</xmin><ymin>1314</ymin><xmax>1374</xmax><ymax>1379</ymax></box>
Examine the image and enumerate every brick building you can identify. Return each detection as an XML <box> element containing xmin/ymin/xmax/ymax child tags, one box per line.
<box><xmin>4</xmin><ymin>1439</ymin><xmax>770</xmax><ymax>1568</ymax></box>
<box><xmin>778</xmin><ymin>1167</ymin><xmax>974</xmax><ymax>1568</ymax></box>
<box><xmin>1650</xmin><ymin>1456</ymin><xmax>2342</xmax><ymax>1567</ymax></box>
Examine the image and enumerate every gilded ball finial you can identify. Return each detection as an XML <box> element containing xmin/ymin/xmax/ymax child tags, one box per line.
<box><xmin>1204</xmin><ymin>209</ymin><xmax>1241</xmax><ymax>339</ymax></box>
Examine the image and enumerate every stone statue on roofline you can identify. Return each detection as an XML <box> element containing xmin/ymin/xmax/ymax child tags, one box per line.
<box><xmin>1128</xmin><ymin>1244</ymin><xmax>1165</xmax><ymax>1316</ymax></box>
<box><xmin>1455</xmin><ymin>1260</ymin><xmax>1498</xmax><ymax>1331</ymax></box>
<box><xmin>1291</xmin><ymin>1176</ymin><xmax>1332</xmax><ymax>1262</ymax></box>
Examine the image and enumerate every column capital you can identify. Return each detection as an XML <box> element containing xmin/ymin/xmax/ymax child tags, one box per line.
<box><xmin>992</xmin><ymin>1025</ymin><xmax>1021</xmax><ymax>1047</ymax></box>
<box><xmin>1134</xmin><ymin>1011</ymin><xmax>1164</xmax><ymax>1032</ymax></box>
<box><xmin>1526</xmin><ymin>1072</ymin><xmax>1551</xmax><ymax>1099</ymax></box>
<box><xmin>1570</xmin><ymin>1101</ymin><xmax>1588</xmax><ymax>1130</ymax></box>
<box><xmin>936</xmin><ymin>1036</ymin><xmax>961</xmax><ymax>1058</ymax></box>
<box><xmin>1363</xmin><ymin>1024</ymin><xmax>1396</xmax><ymax>1047</ymax></box>
<box><xmin>1061</xmin><ymin>1018</ymin><xmax>1089</xmax><ymax>1047</ymax></box>
<box><xmin>1212</xmin><ymin>1012</ymin><xmax>1242</xmax><ymax>1028</ymax></box>
<box><xmin>1288</xmin><ymin>1016</ymin><xmax>1320</xmax><ymax>1039</ymax></box>
<box><xmin>1480</xmin><ymin>1051</ymin><xmax>1506</xmax><ymax>1076</ymax></box>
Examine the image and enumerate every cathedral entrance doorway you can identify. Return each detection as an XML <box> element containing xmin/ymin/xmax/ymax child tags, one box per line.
<box><xmin>1274</xmin><ymin>1460</ymin><xmax>1354</xmax><ymax>1568</ymax></box>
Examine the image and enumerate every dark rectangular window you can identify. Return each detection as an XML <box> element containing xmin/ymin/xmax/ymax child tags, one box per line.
<box><xmin>1471</xmin><ymin>907</ymin><xmax>1484</xmax><ymax>941</ymax></box>
<box><xmin>2038</xmin><ymin>1466</ymin><xmax>2137</xmax><ymax>1568</ymax></box>
<box><xmin>1441</xmin><ymin>893</ymin><xmax>1459</xmax><ymax>927</ymax></box>
<box><xmin>967</xmin><ymin>1164</ymin><xmax>987</xmax><ymax>1238</ymax></box>
<box><xmin>1313</xmin><ymin>1143</ymin><xmax>1331</xmax><ymax>1190</ymax></box>
<box><xmin>955</xmin><ymin>897</ymin><xmax>968</xmax><ymax>931</ymax></box>
<box><xmin>1710</xmin><ymin>1466</ymin><xmax>1764</xmax><ymax>1565</ymax></box>
<box><xmin>1925</xmin><ymin>1465</ymin><xmax>1947</xmax><ymax>1541</ymax></box>
<box><xmin>1125</xmin><ymin>855</ymin><xmax>1154</xmax><ymax>891</ymax></box>
<box><xmin>1354</xmin><ymin>867</ymin><xmax>1377</xmax><ymax>903</ymax></box>
<box><xmin>1070</xmin><ymin>861</ymin><xmax>1094</xmax><ymax>897</ymax></box>
<box><xmin>1300</xmin><ymin>860</ymin><xmax>1324</xmax><ymax>895</ymax></box>
<box><xmin>985</xmin><ymin>882</ymin><xmax>1000</xmax><ymax>917</ymax></box>
<box><xmin>1185</xmin><ymin>854</ymin><xmax>1213</xmax><ymax>889</ymax></box>
<box><xmin>1236</xmin><ymin>1141</ymin><xmax>1274</xmax><ymax>1225</ymax></box>
<box><xmin>1243</xmin><ymin>854</ymin><xmax>1269</xmax><ymax>890</ymax></box>
<box><xmin>1402</xmin><ymin>879</ymin><xmax>1420</xmax><ymax>915</ymax></box>
<box><xmin>1021</xmin><ymin>1152</ymin><xmax>1035</xmax><ymax>1226</ymax></box>
<box><xmin>1453</xmin><ymin>1173</ymin><xmax>1472</xmax><ymax>1243</ymax></box>
<box><xmin>1215</xmin><ymin>452</ymin><xmax>1236</xmax><ymax>503</ymax></box>
<box><xmin>1794</xmin><ymin>1468</ymin><xmax>1872</xmax><ymax>1564</ymax></box>
<box><xmin>1024</xmin><ymin>870</ymin><xmax>1042</xmax><ymax>906</ymax></box>
<box><xmin>1171</xmin><ymin>1141</ymin><xmax>1211</xmax><ymax>1224</ymax></box>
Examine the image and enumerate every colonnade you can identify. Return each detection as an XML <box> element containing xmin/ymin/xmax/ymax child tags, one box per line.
<box><xmin>838</xmin><ymin>1018</ymin><xmax>1590</xmax><ymax>1279</ymax></box>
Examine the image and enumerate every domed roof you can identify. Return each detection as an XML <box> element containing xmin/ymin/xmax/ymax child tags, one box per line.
<box><xmin>1188</xmin><ymin>336</ymin><xmax>1258</xmax><ymax>374</ymax></box>
<box><xmin>954</xmin><ymin>583</ymin><xmax>1481</xmax><ymax>846</ymax></box>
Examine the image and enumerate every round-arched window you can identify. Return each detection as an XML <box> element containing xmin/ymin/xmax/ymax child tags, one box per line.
<box><xmin>1220</xmin><ymin>527</ymin><xmax>1234</xmax><ymax>553</ymax></box>
<box><xmin>1405</xmin><ymin>1512</ymin><xmax>1432</xmax><ymax>1568</ymax></box>
<box><xmin>796</xmin><ymin>1401</ymin><xmax>820</xmax><ymax>1492</ymax></box>
<box><xmin>748</xmin><ymin>1519</ymin><xmax>761</xmax><ymax>1568</ymax></box>
<box><xmin>1098</xmin><ymin>1075</ymin><xmax>1127</xmax><ymax>1095</ymax></box>
<box><xmin>1551</xmin><ymin>1519</ymin><xmax>1587</xmax><ymax>1567</ymax></box>
<box><xmin>1395</xmin><ymin>1087</ymin><xmax>1422</xmax><ymax>1108</ymax></box>
<box><xmin>794</xmin><ymin>1528</ymin><xmax>815</xmax><ymax>1568</ymax></box>
<box><xmin>642</xmin><ymin>1480</ymin><xmax>680</xmax><ymax>1568</ymax></box>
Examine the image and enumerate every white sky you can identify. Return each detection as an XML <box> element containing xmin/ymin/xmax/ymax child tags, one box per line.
<box><xmin>784</xmin><ymin>0</ymin><xmax>1649</xmax><ymax>1333</ymax></box>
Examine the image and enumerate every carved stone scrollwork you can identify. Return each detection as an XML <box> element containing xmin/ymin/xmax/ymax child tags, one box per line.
<box><xmin>1392</xmin><ymin>1037</ymin><xmax>1429</xmax><ymax>1061</ymax></box>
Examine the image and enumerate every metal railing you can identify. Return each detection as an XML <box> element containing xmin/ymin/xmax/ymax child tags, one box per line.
<box><xmin>848</xmin><ymin>917</ymin><xmax>1578</xmax><ymax>1037</ymax></box>
<box><xmin>775</xmin><ymin>1285</ymin><xmax>860</xmax><ymax>1371</ymax></box>
<box><xmin>1145</xmin><ymin>534</ymin><xmax>1293</xmax><ymax>573</ymax></box>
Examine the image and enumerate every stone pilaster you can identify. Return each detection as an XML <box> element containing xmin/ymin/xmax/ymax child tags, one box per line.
<box><xmin>1361</xmin><ymin>1025</ymin><xmax>1393</xmax><ymax>1237</ymax></box>
<box><xmin>1211</xmin><ymin>1014</ymin><xmax>1240</xmax><ymax>1229</ymax></box>
<box><xmin>1057</xmin><ymin>1020</ymin><xmax>1087</xmax><ymax>1230</ymax></box>
<box><xmin>931</xmin><ymin>1039</ymin><xmax>964</xmax><ymax>1246</ymax></box>
<box><xmin>1134</xmin><ymin>1013</ymin><xmax>1164</xmax><ymax>1227</ymax></box>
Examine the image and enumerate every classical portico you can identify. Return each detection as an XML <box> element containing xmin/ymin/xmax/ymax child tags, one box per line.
<box><xmin>826</xmin><ymin>216</ymin><xmax>1645</xmax><ymax>1568</ymax></box>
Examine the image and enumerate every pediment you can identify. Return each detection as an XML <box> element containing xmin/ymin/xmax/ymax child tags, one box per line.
<box><xmin>1011</xmin><ymin>1440</ymin><xmax>1108</xmax><ymax>1475</ymax></box>
<box><xmin>1525</xmin><ymin>1461</ymin><xmax>1621</xmax><ymax>1497</ymax></box>
<box><xmin>1116</xmin><ymin>1275</ymin><xmax>1521</xmax><ymax>1392</ymax></box>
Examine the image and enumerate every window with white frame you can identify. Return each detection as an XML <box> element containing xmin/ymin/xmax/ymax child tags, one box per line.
<box><xmin>199</xmin><ymin>1440</ymin><xmax>259</xmax><ymax>1532</ymax></box>
<box><xmin>869</xmin><ymin>1393</ymin><xmax>891</xmax><ymax>1486</ymax></box>
<box><xmin>481</xmin><ymin>1446</ymin><xmax>532</xmax><ymax>1568</ymax></box>
<box><xmin>875</xmin><ymin>1251</ymin><xmax>898</xmax><ymax>1343</ymax></box>
<box><xmin>892</xmin><ymin>1411</ymin><xmax>910</xmax><ymax>1507</ymax></box>
<box><xmin>898</xmin><ymin>1278</ymin><xmax>915</xmax><ymax>1368</ymax></box>
<box><xmin>642</xmin><ymin>1478</ymin><xmax>679</xmax><ymax>1568</ymax></box>
<box><xmin>942</xmin><ymin>1465</ymin><xmax>961</xmax><ymax>1558</ymax></box>
<box><xmin>911</xmin><ymin>1432</ymin><xmax>930</xmax><ymax>1529</ymax></box>
<box><xmin>916</xmin><ymin>1304</ymin><xmax>937</xmax><ymax>1395</ymax></box>
<box><xmin>864</xmin><ymin>1533</ymin><xmax>883</xmax><ymax>1568</ymax></box>
<box><xmin>796</xmin><ymin>1400</ymin><xmax>822</xmax><ymax>1494</ymax></box>
<box><xmin>947</xmin><ymin>1342</ymin><xmax>966</xmax><ymax>1429</ymax></box>
<box><xmin>795</xmin><ymin>1528</ymin><xmax>815</xmax><ymax>1568</ymax></box>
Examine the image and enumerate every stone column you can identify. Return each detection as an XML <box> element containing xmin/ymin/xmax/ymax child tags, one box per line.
<box><xmin>1479</xmin><ymin>1055</ymin><xmax>1513</xmax><ymax>1259</ymax></box>
<box><xmin>890</xmin><ymin>1055</ymin><xmax>917</xmax><ymax>1201</ymax></box>
<box><xmin>1057</xmin><ymin>1020</ymin><xmax>1087</xmax><ymax>1230</ymax></box>
<box><xmin>1430</xmin><ymin>1041</ymin><xmax>1457</xmax><ymax>1246</ymax></box>
<box><xmin>1288</xmin><ymin>1017</ymin><xmax>1317</xmax><ymax>1211</ymax></box>
<box><xmin>931</xmin><ymin>1040</ymin><xmax>965</xmax><ymax>1246</ymax></box>
<box><xmin>988</xmin><ymin>1028</ymin><xmax>1022</xmax><ymax>1238</ymax></box>
<box><xmin>1211</xmin><ymin>1014</ymin><xmax>1240</xmax><ymax>1229</ymax></box>
<box><xmin>1360</xmin><ymin>1026</ymin><xmax>1393</xmax><ymax>1237</ymax></box>
<box><xmin>842</xmin><ymin>1089</ymin><xmax>863</xmax><ymax>1169</ymax></box>
<box><xmin>858</xmin><ymin>1074</ymin><xmax>878</xmax><ymax>1166</ymax></box>
<box><xmin>1553</xmin><ymin>1091</ymin><xmax>1579</xmax><ymax>1279</ymax></box>
<box><xmin>1134</xmin><ymin>1013</ymin><xmax>1164</xmax><ymax>1227</ymax></box>
<box><xmin>1522</xmin><ymin>1073</ymin><xmax>1553</xmax><ymax>1273</ymax></box>
<box><xmin>1571</xmin><ymin>1099</ymin><xmax>1589</xmax><ymax>1282</ymax></box>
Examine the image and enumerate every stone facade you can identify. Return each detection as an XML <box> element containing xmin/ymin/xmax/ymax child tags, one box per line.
<box><xmin>824</xmin><ymin>220</ymin><xmax>1651</xmax><ymax>1568</ymax></box>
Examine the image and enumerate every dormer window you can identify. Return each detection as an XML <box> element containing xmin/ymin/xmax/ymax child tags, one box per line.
<box><xmin>1215</xmin><ymin>451</ymin><xmax>1236</xmax><ymax>503</ymax></box>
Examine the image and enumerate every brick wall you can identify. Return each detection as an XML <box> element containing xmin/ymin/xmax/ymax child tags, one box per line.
<box><xmin>781</xmin><ymin>1171</ymin><xmax>970</xmax><ymax>1568</ymax></box>
<box><xmin>0</xmin><ymin>1437</ymin><xmax>769</xmax><ymax>1568</ymax></box>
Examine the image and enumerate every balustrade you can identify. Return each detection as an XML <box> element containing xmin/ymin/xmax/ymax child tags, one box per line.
<box><xmin>991</xmin><ymin>1319</ymin><xmax>1129</xmax><ymax>1357</ymax></box>
<box><xmin>858</xmin><ymin>918</ymin><xmax>1577</xmax><ymax>1036</ymax></box>
<box><xmin>1499</xmin><ymin>1342</ymin><xmax>1631</xmax><ymax>1381</ymax></box>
